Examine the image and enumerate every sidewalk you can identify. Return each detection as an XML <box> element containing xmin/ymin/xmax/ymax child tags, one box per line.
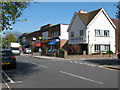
<box><xmin>30</xmin><ymin>52</ymin><xmax>118</xmax><ymax>60</ymax></box>
<box><xmin>28</xmin><ymin>52</ymin><xmax>120</xmax><ymax>70</ymax></box>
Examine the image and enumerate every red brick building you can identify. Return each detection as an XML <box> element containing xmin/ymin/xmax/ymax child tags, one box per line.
<box><xmin>19</xmin><ymin>24</ymin><xmax>69</xmax><ymax>52</ymax></box>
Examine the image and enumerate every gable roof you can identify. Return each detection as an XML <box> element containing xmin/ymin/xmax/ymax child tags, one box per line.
<box><xmin>76</xmin><ymin>8</ymin><xmax>102</xmax><ymax>26</ymax></box>
<box><xmin>68</xmin><ymin>8</ymin><xmax>116</xmax><ymax>32</ymax></box>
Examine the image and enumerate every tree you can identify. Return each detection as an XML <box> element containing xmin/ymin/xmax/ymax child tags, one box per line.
<box><xmin>116</xmin><ymin>1</ymin><xmax>120</xmax><ymax>19</ymax></box>
<box><xmin>3</xmin><ymin>31</ymin><xmax>19</xmax><ymax>49</ymax></box>
<box><xmin>0</xmin><ymin>2</ymin><xmax>29</xmax><ymax>31</ymax></box>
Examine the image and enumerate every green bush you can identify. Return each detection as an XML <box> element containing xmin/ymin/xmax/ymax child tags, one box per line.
<box><xmin>42</xmin><ymin>46</ymin><xmax>48</xmax><ymax>53</ymax></box>
<box><xmin>106</xmin><ymin>50</ymin><xmax>113</xmax><ymax>54</ymax></box>
<box><xmin>59</xmin><ymin>48</ymin><xmax>65</xmax><ymax>54</ymax></box>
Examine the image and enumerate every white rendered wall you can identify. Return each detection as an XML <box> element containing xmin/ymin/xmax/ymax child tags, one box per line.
<box><xmin>86</xmin><ymin>11</ymin><xmax>115</xmax><ymax>54</ymax></box>
<box><xmin>60</xmin><ymin>24</ymin><xmax>69</xmax><ymax>40</ymax></box>
<box><xmin>68</xmin><ymin>15</ymin><xmax>86</xmax><ymax>44</ymax></box>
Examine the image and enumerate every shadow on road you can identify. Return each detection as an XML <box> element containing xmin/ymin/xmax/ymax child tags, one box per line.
<box><xmin>85</xmin><ymin>59</ymin><xmax>120</xmax><ymax>66</ymax></box>
<box><xmin>2</xmin><ymin>62</ymin><xmax>43</xmax><ymax>82</ymax></box>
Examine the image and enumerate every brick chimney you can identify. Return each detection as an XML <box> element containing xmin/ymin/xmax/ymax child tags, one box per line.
<box><xmin>79</xmin><ymin>10</ymin><xmax>87</xmax><ymax>13</ymax></box>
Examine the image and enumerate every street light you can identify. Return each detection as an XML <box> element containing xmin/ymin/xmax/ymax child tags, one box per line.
<box><xmin>88</xmin><ymin>31</ymin><xmax>90</xmax><ymax>55</ymax></box>
<box><xmin>109</xmin><ymin>41</ymin><xmax>111</xmax><ymax>57</ymax></box>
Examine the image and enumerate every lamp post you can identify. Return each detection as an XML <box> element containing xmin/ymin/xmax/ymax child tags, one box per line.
<box><xmin>109</xmin><ymin>41</ymin><xmax>111</xmax><ymax>57</ymax></box>
<box><xmin>88</xmin><ymin>31</ymin><xmax>90</xmax><ymax>55</ymax></box>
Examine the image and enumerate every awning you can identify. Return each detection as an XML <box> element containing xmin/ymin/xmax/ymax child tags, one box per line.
<box><xmin>48</xmin><ymin>42</ymin><xmax>56</xmax><ymax>45</ymax></box>
<box><xmin>31</xmin><ymin>43</ymin><xmax>41</xmax><ymax>47</ymax></box>
<box><xmin>35</xmin><ymin>43</ymin><xmax>41</xmax><ymax>47</ymax></box>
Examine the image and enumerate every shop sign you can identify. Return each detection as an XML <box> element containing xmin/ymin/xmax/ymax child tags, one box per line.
<box><xmin>39</xmin><ymin>37</ymin><xmax>42</xmax><ymax>39</ymax></box>
<box><xmin>50</xmin><ymin>39</ymin><xmax>60</xmax><ymax>42</ymax></box>
<box><xmin>70</xmin><ymin>38</ymin><xmax>83</xmax><ymax>42</ymax></box>
<box><xmin>33</xmin><ymin>37</ymin><xmax>36</xmax><ymax>40</ymax></box>
<box><xmin>41</xmin><ymin>40</ymin><xmax>49</xmax><ymax>43</ymax></box>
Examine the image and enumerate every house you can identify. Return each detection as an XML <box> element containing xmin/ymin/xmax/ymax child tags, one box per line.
<box><xmin>111</xmin><ymin>18</ymin><xmax>120</xmax><ymax>53</ymax></box>
<box><xmin>68</xmin><ymin>8</ymin><xmax>116</xmax><ymax>55</ymax></box>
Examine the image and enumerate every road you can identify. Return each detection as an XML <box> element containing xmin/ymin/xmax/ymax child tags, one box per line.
<box><xmin>2</xmin><ymin>54</ymin><xmax>119</xmax><ymax>89</ymax></box>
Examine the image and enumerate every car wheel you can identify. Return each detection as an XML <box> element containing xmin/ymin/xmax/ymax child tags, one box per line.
<box><xmin>12</xmin><ymin>64</ymin><xmax>16</xmax><ymax>69</ymax></box>
<box><xmin>118</xmin><ymin>54</ymin><xmax>120</xmax><ymax>59</ymax></box>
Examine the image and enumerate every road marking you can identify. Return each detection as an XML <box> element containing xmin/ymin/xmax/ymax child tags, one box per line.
<box><xmin>74</xmin><ymin>61</ymin><xmax>78</xmax><ymax>63</ymax></box>
<box><xmin>79</xmin><ymin>62</ymin><xmax>83</xmax><ymax>64</ymax></box>
<box><xmin>39</xmin><ymin>65</ymin><xmax>48</xmax><ymax>68</ymax></box>
<box><xmin>25</xmin><ymin>61</ymin><xmax>28</xmax><ymax>62</ymax></box>
<box><xmin>2</xmin><ymin>70</ymin><xmax>22</xmax><ymax>84</ymax></box>
<box><xmin>2</xmin><ymin>70</ymin><xmax>15</xmax><ymax>84</ymax></box>
<box><xmin>2</xmin><ymin>78</ymin><xmax>11</xmax><ymax>90</ymax></box>
<box><xmin>99</xmin><ymin>65</ymin><xmax>120</xmax><ymax>71</ymax></box>
<box><xmin>91</xmin><ymin>64</ymin><xmax>96</xmax><ymax>67</ymax></box>
<box><xmin>60</xmin><ymin>71</ymin><xmax>103</xmax><ymax>85</ymax></box>
<box><xmin>33</xmin><ymin>63</ymin><xmax>36</xmax><ymax>65</ymax></box>
<box><xmin>70</xmin><ymin>61</ymin><xmax>73</xmax><ymax>63</ymax></box>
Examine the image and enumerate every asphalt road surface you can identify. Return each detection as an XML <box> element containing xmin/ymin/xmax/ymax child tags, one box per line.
<box><xmin>2</xmin><ymin>55</ymin><xmax>119</xmax><ymax>89</ymax></box>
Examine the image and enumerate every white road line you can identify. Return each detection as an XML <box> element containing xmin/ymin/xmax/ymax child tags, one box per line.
<box><xmin>60</xmin><ymin>71</ymin><xmax>103</xmax><ymax>85</ymax></box>
<box><xmin>2</xmin><ymin>78</ymin><xmax>11</xmax><ymax>90</ymax></box>
<box><xmin>74</xmin><ymin>61</ymin><xmax>78</xmax><ymax>63</ymax></box>
<box><xmin>91</xmin><ymin>64</ymin><xmax>96</xmax><ymax>67</ymax></box>
<box><xmin>79</xmin><ymin>62</ymin><xmax>83</xmax><ymax>64</ymax></box>
<box><xmin>2</xmin><ymin>70</ymin><xmax>15</xmax><ymax>84</ymax></box>
<box><xmin>39</xmin><ymin>65</ymin><xmax>48</xmax><ymax>68</ymax></box>
<box><xmin>33</xmin><ymin>63</ymin><xmax>36</xmax><ymax>65</ymax></box>
<box><xmin>70</xmin><ymin>61</ymin><xmax>73</xmax><ymax>63</ymax></box>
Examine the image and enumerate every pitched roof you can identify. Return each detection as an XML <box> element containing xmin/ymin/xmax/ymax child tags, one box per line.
<box><xmin>75</xmin><ymin>8</ymin><xmax>102</xmax><ymax>26</ymax></box>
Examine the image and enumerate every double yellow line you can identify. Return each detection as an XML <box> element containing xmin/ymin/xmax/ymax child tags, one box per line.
<box><xmin>99</xmin><ymin>65</ymin><xmax>120</xmax><ymax>71</ymax></box>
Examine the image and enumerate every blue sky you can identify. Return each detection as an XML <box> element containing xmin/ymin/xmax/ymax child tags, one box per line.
<box><xmin>11</xmin><ymin>2</ymin><xmax>118</xmax><ymax>34</ymax></box>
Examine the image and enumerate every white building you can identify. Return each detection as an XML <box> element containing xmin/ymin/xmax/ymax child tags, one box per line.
<box><xmin>68</xmin><ymin>8</ymin><xmax>116</xmax><ymax>54</ymax></box>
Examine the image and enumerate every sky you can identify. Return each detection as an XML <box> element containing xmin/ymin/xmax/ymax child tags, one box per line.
<box><xmin>10</xmin><ymin>2</ymin><xmax>118</xmax><ymax>34</ymax></box>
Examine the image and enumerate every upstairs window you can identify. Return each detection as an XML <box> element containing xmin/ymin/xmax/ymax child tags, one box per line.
<box><xmin>95</xmin><ymin>29</ymin><xmax>110</xmax><ymax>37</ymax></box>
<box><xmin>70</xmin><ymin>31</ymin><xmax>74</xmax><ymax>37</ymax></box>
<box><xmin>104</xmin><ymin>30</ymin><xmax>109</xmax><ymax>37</ymax></box>
<box><xmin>80</xmin><ymin>30</ymin><xmax>84</xmax><ymax>36</ymax></box>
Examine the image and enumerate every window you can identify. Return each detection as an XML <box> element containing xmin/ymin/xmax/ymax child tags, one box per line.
<box><xmin>95</xmin><ymin>45</ymin><xmax>100</xmax><ymax>51</ymax></box>
<box><xmin>104</xmin><ymin>30</ymin><xmax>109</xmax><ymax>37</ymax></box>
<box><xmin>56</xmin><ymin>31</ymin><xmax>59</xmax><ymax>37</ymax></box>
<box><xmin>95</xmin><ymin>44</ymin><xmax>110</xmax><ymax>51</ymax></box>
<box><xmin>70</xmin><ymin>31</ymin><xmax>74</xmax><ymax>37</ymax></box>
<box><xmin>95</xmin><ymin>29</ymin><xmax>110</xmax><ymax>37</ymax></box>
<box><xmin>42</xmin><ymin>31</ymin><xmax>48</xmax><ymax>40</ymax></box>
<box><xmin>54</xmin><ymin>32</ymin><xmax>56</xmax><ymax>37</ymax></box>
<box><xmin>51</xmin><ymin>33</ymin><xmax>53</xmax><ymax>38</ymax></box>
<box><xmin>80</xmin><ymin>30</ymin><xmax>84</xmax><ymax>36</ymax></box>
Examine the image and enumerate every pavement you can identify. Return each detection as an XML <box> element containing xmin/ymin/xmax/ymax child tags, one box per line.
<box><xmin>20</xmin><ymin>52</ymin><xmax>120</xmax><ymax>70</ymax></box>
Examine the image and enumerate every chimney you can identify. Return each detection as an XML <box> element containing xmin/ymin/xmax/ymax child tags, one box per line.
<box><xmin>79</xmin><ymin>10</ymin><xmax>87</xmax><ymax>13</ymax></box>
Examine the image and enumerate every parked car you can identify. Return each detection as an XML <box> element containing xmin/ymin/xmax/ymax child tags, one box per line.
<box><xmin>117</xmin><ymin>52</ymin><xmax>120</xmax><ymax>59</ymax></box>
<box><xmin>1</xmin><ymin>49</ymin><xmax>17</xmax><ymax>69</ymax></box>
<box><xmin>11</xmin><ymin>48</ymin><xmax>20</xmax><ymax>55</ymax></box>
<box><xmin>23</xmin><ymin>48</ymin><xmax>31</xmax><ymax>54</ymax></box>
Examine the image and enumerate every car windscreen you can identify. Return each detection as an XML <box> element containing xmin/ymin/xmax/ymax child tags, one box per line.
<box><xmin>26</xmin><ymin>48</ymin><xmax>31</xmax><ymax>50</ymax></box>
<box><xmin>12</xmin><ymin>48</ymin><xmax>19</xmax><ymax>50</ymax></box>
<box><xmin>0</xmin><ymin>51</ymin><xmax>13</xmax><ymax>56</ymax></box>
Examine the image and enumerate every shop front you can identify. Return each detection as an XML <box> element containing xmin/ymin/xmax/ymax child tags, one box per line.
<box><xmin>48</xmin><ymin>39</ymin><xmax>60</xmax><ymax>50</ymax></box>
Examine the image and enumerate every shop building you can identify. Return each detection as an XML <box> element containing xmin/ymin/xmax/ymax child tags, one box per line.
<box><xmin>20</xmin><ymin>23</ymin><xmax>69</xmax><ymax>52</ymax></box>
<box><xmin>68</xmin><ymin>8</ymin><xmax>116</xmax><ymax>54</ymax></box>
<box><xmin>41</xmin><ymin>24</ymin><xmax>69</xmax><ymax>51</ymax></box>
